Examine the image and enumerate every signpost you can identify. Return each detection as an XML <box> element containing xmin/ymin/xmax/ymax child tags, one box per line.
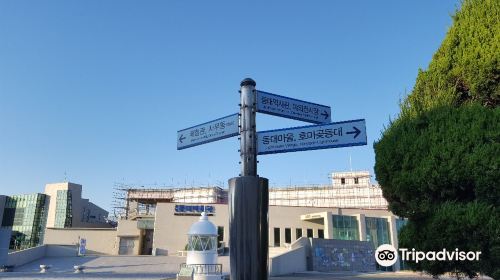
<box><xmin>177</xmin><ymin>113</ymin><xmax>239</xmax><ymax>150</ymax></box>
<box><xmin>257</xmin><ymin>119</ymin><xmax>367</xmax><ymax>155</ymax></box>
<box><xmin>256</xmin><ymin>90</ymin><xmax>331</xmax><ymax>124</ymax></box>
<box><xmin>176</xmin><ymin>78</ymin><xmax>367</xmax><ymax>280</ymax></box>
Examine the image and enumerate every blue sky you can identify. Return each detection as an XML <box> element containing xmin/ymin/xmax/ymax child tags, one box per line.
<box><xmin>0</xmin><ymin>0</ymin><xmax>458</xmax><ymax>211</ymax></box>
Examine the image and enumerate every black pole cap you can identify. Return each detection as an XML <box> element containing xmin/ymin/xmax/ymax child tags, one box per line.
<box><xmin>240</xmin><ymin>78</ymin><xmax>256</xmax><ymax>87</ymax></box>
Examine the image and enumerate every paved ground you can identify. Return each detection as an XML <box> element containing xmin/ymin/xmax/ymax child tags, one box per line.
<box><xmin>0</xmin><ymin>256</ymin><xmax>493</xmax><ymax>279</ymax></box>
<box><xmin>271</xmin><ymin>271</ymin><xmax>493</xmax><ymax>280</ymax></box>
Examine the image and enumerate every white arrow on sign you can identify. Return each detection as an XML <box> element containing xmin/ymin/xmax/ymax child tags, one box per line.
<box><xmin>256</xmin><ymin>90</ymin><xmax>331</xmax><ymax>124</ymax></box>
<box><xmin>177</xmin><ymin>113</ymin><xmax>239</xmax><ymax>150</ymax></box>
<box><xmin>257</xmin><ymin>119</ymin><xmax>367</xmax><ymax>155</ymax></box>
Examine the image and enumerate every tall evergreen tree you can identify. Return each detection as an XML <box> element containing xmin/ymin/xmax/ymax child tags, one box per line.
<box><xmin>374</xmin><ymin>0</ymin><xmax>499</xmax><ymax>278</ymax></box>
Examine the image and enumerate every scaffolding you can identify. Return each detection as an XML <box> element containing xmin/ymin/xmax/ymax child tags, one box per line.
<box><xmin>111</xmin><ymin>171</ymin><xmax>389</xmax><ymax>219</ymax></box>
<box><xmin>268</xmin><ymin>171</ymin><xmax>388</xmax><ymax>209</ymax></box>
<box><xmin>112</xmin><ymin>184</ymin><xmax>227</xmax><ymax>220</ymax></box>
<box><xmin>268</xmin><ymin>183</ymin><xmax>388</xmax><ymax>209</ymax></box>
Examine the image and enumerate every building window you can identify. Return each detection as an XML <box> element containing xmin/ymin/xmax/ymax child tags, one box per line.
<box><xmin>332</xmin><ymin>215</ymin><xmax>360</xmax><ymax>241</ymax></box>
<box><xmin>295</xmin><ymin>228</ymin><xmax>302</xmax><ymax>240</ymax></box>
<box><xmin>365</xmin><ymin>217</ymin><xmax>391</xmax><ymax>248</ymax></box>
<box><xmin>54</xmin><ymin>190</ymin><xmax>72</xmax><ymax>228</ymax></box>
<box><xmin>1</xmin><ymin>208</ymin><xmax>15</xmax><ymax>227</ymax></box>
<box><xmin>217</xmin><ymin>226</ymin><xmax>224</xmax><ymax>248</ymax></box>
<box><xmin>3</xmin><ymin>194</ymin><xmax>48</xmax><ymax>250</ymax></box>
<box><xmin>318</xmin><ymin>229</ymin><xmax>324</xmax><ymax>239</ymax></box>
<box><xmin>273</xmin><ymin>228</ymin><xmax>280</xmax><ymax>247</ymax></box>
<box><xmin>285</xmin><ymin>228</ymin><xmax>291</xmax><ymax>244</ymax></box>
<box><xmin>354</xmin><ymin>177</ymin><xmax>359</xmax><ymax>184</ymax></box>
<box><xmin>341</xmin><ymin>178</ymin><xmax>346</xmax><ymax>185</ymax></box>
<box><xmin>307</xmin><ymin>228</ymin><xmax>313</xmax><ymax>238</ymax></box>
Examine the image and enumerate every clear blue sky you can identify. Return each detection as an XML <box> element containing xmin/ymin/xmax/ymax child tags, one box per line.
<box><xmin>0</xmin><ymin>0</ymin><xmax>458</xmax><ymax>212</ymax></box>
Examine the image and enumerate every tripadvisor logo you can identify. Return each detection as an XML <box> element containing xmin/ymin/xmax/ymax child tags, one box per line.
<box><xmin>375</xmin><ymin>244</ymin><xmax>482</xmax><ymax>267</ymax></box>
<box><xmin>375</xmin><ymin>244</ymin><xmax>398</xmax><ymax>267</ymax></box>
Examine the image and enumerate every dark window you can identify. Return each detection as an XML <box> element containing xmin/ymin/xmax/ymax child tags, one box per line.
<box><xmin>217</xmin><ymin>226</ymin><xmax>224</xmax><ymax>248</ymax></box>
<box><xmin>354</xmin><ymin>177</ymin><xmax>359</xmax><ymax>184</ymax></box>
<box><xmin>341</xmin><ymin>178</ymin><xmax>346</xmax><ymax>184</ymax></box>
<box><xmin>285</xmin><ymin>228</ymin><xmax>291</xmax><ymax>244</ymax></box>
<box><xmin>273</xmin><ymin>228</ymin><xmax>280</xmax><ymax>247</ymax></box>
<box><xmin>1</xmin><ymin>208</ymin><xmax>15</xmax><ymax>227</ymax></box>
<box><xmin>318</xmin><ymin>229</ymin><xmax>324</xmax><ymax>239</ymax></box>
<box><xmin>296</xmin><ymin>228</ymin><xmax>302</xmax><ymax>240</ymax></box>
<box><xmin>307</xmin><ymin>228</ymin><xmax>313</xmax><ymax>238</ymax></box>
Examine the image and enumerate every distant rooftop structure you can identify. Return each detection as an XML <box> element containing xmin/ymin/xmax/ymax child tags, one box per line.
<box><xmin>331</xmin><ymin>170</ymin><xmax>371</xmax><ymax>186</ymax></box>
<box><xmin>269</xmin><ymin>171</ymin><xmax>388</xmax><ymax>209</ymax></box>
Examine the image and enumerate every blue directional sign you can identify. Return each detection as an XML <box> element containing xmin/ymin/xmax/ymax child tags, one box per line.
<box><xmin>256</xmin><ymin>90</ymin><xmax>331</xmax><ymax>124</ymax></box>
<box><xmin>177</xmin><ymin>113</ymin><xmax>239</xmax><ymax>150</ymax></box>
<box><xmin>257</xmin><ymin>119</ymin><xmax>366</xmax><ymax>155</ymax></box>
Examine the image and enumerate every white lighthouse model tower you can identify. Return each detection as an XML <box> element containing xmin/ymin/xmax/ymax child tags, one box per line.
<box><xmin>182</xmin><ymin>212</ymin><xmax>223</xmax><ymax>280</ymax></box>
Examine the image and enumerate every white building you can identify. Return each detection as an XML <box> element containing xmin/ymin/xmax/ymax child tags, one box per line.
<box><xmin>44</xmin><ymin>182</ymin><xmax>109</xmax><ymax>228</ymax></box>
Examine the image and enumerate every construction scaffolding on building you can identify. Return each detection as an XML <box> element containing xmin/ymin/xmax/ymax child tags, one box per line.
<box><xmin>269</xmin><ymin>171</ymin><xmax>388</xmax><ymax>209</ymax></box>
<box><xmin>111</xmin><ymin>171</ymin><xmax>388</xmax><ymax>219</ymax></box>
<box><xmin>112</xmin><ymin>184</ymin><xmax>228</xmax><ymax>220</ymax></box>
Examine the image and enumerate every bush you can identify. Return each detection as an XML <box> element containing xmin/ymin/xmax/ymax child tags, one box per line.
<box><xmin>374</xmin><ymin>105</ymin><xmax>500</xmax><ymax>219</ymax></box>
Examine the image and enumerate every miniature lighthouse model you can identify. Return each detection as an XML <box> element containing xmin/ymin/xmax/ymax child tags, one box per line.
<box><xmin>184</xmin><ymin>212</ymin><xmax>223</xmax><ymax>280</ymax></box>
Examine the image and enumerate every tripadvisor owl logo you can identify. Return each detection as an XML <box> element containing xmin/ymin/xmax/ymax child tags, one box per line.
<box><xmin>375</xmin><ymin>244</ymin><xmax>482</xmax><ymax>267</ymax></box>
<box><xmin>375</xmin><ymin>244</ymin><xmax>398</xmax><ymax>267</ymax></box>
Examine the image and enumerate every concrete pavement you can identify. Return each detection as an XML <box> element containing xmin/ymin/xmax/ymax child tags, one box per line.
<box><xmin>0</xmin><ymin>255</ymin><xmax>493</xmax><ymax>280</ymax></box>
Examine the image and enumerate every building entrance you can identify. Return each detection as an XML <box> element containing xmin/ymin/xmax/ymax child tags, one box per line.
<box><xmin>141</xmin><ymin>229</ymin><xmax>154</xmax><ymax>255</ymax></box>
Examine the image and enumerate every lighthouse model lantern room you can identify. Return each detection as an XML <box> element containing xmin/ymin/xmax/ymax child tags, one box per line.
<box><xmin>178</xmin><ymin>212</ymin><xmax>224</xmax><ymax>280</ymax></box>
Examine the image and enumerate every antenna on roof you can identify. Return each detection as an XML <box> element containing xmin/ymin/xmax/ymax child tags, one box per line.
<box><xmin>349</xmin><ymin>153</ymin><xmax>353</xmax><ymax>172</ymax></box>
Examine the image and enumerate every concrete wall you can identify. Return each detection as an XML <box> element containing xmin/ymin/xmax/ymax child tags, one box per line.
<box><xmin>46</xmin><ymin>245</ymin><xmax>78</xmax><ymax>257</ymax></box>
<box><xmin>44</xmin><ymin>228</ymin><xmax>117</xmax><ymax>255</ymax></box>
<box><xmin>269</xmin><ymin>245</ymin><xmax>308</xmax><ymax>276</ymax></box>
<box><xmin>117</xmin><ymin>219</ymin><xmax>140</xmax><ymax>236</ymax></box>
<box><xmin>6</xmin><ymin>245</ymin><xmax>46</xmax><ymax>267</ymax></box>
<box><xmin>5</xmin><ymin>245</ymin><xmax>77</xmax><ymax>267</ymax></box>
<box><xmin>153</xmin><ymin>203</ymin><xmax>229</xmax><ymax>254</ymax></box>
<box><xmin>116</xmin><ymin>219</ymin><xmax>141</xmax><ymax>255</ymax></box>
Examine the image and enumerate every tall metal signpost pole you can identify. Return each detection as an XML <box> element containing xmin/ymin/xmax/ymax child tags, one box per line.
<box><xmin>229</xmin><ymin>79</ymin><xmax>269</xmax><ymax>280</ymax></box>
<box><xmin>177</xmin><ymin>77</ymin><xmax>367</xmax><ymax>280</ymax></box>
<box><xmin>239</xmin><ymin>78</ymin><xmax>257</xmax><ymax>176</ymax></box>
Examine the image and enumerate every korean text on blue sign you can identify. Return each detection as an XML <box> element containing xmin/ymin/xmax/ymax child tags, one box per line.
<box><xmin>257</xmin><ymin>119</ymin><xmax>367</xmax><ymax>155</ymax></box>
<box><xmin>256</xmin><ymin>91</ymin><xmax>331</xmax><ymax>124</ymax></box>
<box><xmin>177</xmin><ymin>113</ymin><xmax>239</xmax><ymax>150</ymax></box>
<box><xmin>175</xmin><ymin>205</ymin><xmax>215</xmax><ymax>215</ymax></box>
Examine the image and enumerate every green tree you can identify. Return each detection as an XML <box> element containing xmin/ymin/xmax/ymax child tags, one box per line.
<box><xmin>374</xmin><ymin>0</ymin><xmax>499</xmax><ymax>278</ymax></box>
<box><xmin>401</xmin><ymin>0</ymin><xmax>499</xmax><ymax>117</ymax></box>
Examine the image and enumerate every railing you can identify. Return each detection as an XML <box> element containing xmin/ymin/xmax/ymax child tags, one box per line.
<box><xmin>180</xmin><ymin>263</ymin><xmax>222</xmax><ymax>275</ymax></box>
